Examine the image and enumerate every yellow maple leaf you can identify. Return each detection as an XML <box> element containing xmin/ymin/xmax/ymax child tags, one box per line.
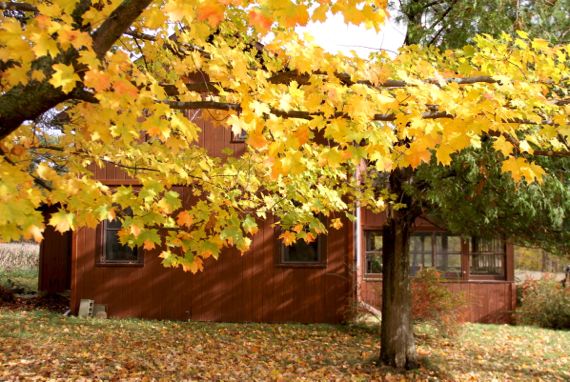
<box><xmin>31</xmin><ymin>33</ymin><xmax>60</xmax><ymax>58</ymax></box>
<box><xmin>246</xmin><ymin>130</ymin><xmax>268</xmax><ymax>150</ymax></box>
<box><xmin>331</xmin><ymin>218</ymin><xmax>343</xmax><ymax>230</ymax></box>
<box><xmin>182</xmin><ymin>257</ymin><xmax>203</xmax><ymax>274</ymax></box>
<box><xmin>164</xmin><ymin>0</ymin><xmax>194</xmax><ymax>22</ymax></box>
<box><xmin>24</xmin><ymin>225</ymin><xmax>44</xmax><ymax>243</ymax></box>
<box><xmin>303</xmin><ymin>232</ymin><xmax>315</xmax><ymax>244</ymax></box>
<box><xmin>49</xmin><ymin>63</ymin><xmax>80</xmax><ymax>93</ymax></box>
<box><xmin>49</xmin><ymin>211</ymin><xmax>75</xmax><ymax>233</ymax></box>
<box><xmin>36</xmin><ymin>163</ymin><xmax>57</xmax><ymax>180</ymax></box>
<box><xmin>84</xmin><ymin>70</ymin><xmax>112</xmax><ymax>92</ymax></box>
<box><xmin>143</xmin><ymin>240</ymin><xmax>156</xmax><ymax>250</ymax></box>
<box><xmin>248</xmin><ymin>9</ymin><xmax>273</xmax><ymax>32</ymax></box>
<box><xmin>493</xmin><ymin>136</ymin><xmax>514</xmax><ymax>156</ymax></box>
<box><xmin>502</xmin><ymin>157</ymin><xmax>545</xmax><ymax>183</ymax></box>
<box><xmin>130</xmin><ymin>224</ymin><xmax>142</xmax><ymax>237</ymax></box>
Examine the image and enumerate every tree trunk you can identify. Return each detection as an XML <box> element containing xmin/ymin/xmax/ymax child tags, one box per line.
<box><xmin>379</xmin><ymin>168</ymin><xmax>419</xmax><ymax>369</ymax></box>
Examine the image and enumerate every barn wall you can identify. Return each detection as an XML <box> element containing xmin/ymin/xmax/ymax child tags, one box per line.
<box><xmin>71</xmin><ymin>213</ymin><xmax>352</xmax><ymax>323</ymax></box>
<box><xmin>71</xmin><ymin>113</ymin><xmax>351</xmax><ymax>323</ymax></box>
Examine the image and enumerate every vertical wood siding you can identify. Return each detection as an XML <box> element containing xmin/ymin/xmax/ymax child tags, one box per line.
<box><xmin>361</xmin><ymin>279</ymin><xmax>516</xmax><ymax>323</ymax></box>
<box><xmin>72</xmin><ymin>215</ymin><xmax>352</xmax><ymax>323</ymax></box>
<box><xmin>38</xmin><ymin>225</ymin><xmax>71</xmax><ymax>293</ymax></box>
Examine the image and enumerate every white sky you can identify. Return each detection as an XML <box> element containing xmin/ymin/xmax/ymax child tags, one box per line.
<box><xmin>299</xmin><ymin>9</ymin><xmax>407</xmax><ymax>58</ymax></box>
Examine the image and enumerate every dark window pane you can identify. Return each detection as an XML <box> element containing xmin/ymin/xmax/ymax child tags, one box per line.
<box><xmin>104</xmin><ymin>230</ymin><xmax>138</xmax><ymax>262</ymax></box>
<box><xmin>106</xmin><ymin>219</ymin><xmax>123</xmax><ymax>230</ymax></box>
<box><xmin>365</xmin><ymin>231</ymin><xmax>382</xmax><ymax>274</ymax></box>
<box><xmin>282</xmin><ymin>239</ymin><xmax>320</xmax><ymax>263</ymax></box>
<box><xmin>409</xmin><ymin>233</ymin><xmax>432</xmax><ymax>275</ymax></box>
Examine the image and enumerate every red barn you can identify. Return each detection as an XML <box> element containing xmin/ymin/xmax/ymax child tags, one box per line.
<box><xmin>38</xmin><ymin>113</ymin><xmax>515</xmax><ymax>323</ymax></box>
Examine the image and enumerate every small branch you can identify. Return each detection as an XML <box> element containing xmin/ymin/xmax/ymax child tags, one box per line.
<box><xmin>163</xmin><ymin>100</ymin><xmax>562</xmax><ymax>126</ymax></box>
<box><xmin>0</xmin><ymin>2</ymin><xmax>38</xmax><ymax>13</ymax></box>
<box><xmin>0</xmin><ymin>147</ymin><xmax>53</xmax><ymax>191</ymax></box>
<box><xmin>488</xmin><ymin>131</ymin><xmax>570</xmax><ymax>158</ymax></box>
<box><xmin>532</xmin><ymin>150</ymin><xmax>570</xmax><ymax>157</ymax></box>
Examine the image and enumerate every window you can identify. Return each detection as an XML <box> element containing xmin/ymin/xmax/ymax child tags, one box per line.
<box><xmin>278</xmin><ymin>236</ymin><xmax>326</xmax><ymax>266</ymax></box>
<box><xmin>365</xmin><ymin>231</ymin><xmax>382</xmax><ymax>274</ymax></box>
<box><xmin>231</xmin><ymin>129</ymin><xmax>247</xmax><ymax>143</ymax></box>
<box><xmin>98</xmin><ymin>217</ymin><xmax>143</xmax><ymax>265</ymax></box>
<box><xmin>364</xmin><ymin>232</ymin><xmax>458</xmax><ymax>276</ymax></box>
<box><xmin>470</xmin><ymin>238</ymin><xmax>505</xmax><ymax>277</ymax></box>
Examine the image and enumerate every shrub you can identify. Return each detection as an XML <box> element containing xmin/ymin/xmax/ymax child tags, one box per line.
<box><xmin>518</xmin><ymin>279</ymin><xmax>570</xmax><ymax>329</ymax></box>
<box><xmin>412</xmin><ymin>268</ymin><xmax>465</xmax><ymax>336</ymax></box>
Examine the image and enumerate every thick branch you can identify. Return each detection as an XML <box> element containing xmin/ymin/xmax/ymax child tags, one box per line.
<box><xmin>0</xmin><ymin>0</ymin><xmax>153</xmax><ymax>140</ymax></box>
<box><xmin>165</xmin><ymin>100</ymin><xmax>446</xmax><ymax>121</ymax></box>
<box><xmin>0</xmin><ymin>80</ymin><xmax>70</xmax><ymax>141</ymax></box>
<box><xmin>92</xmin><ymin>0</ymin><xmax>154</xmax><ymax>58</ymax></box>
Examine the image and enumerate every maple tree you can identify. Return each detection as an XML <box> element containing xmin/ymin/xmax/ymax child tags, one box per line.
<box><xmin>375</xmin><ymin>1</ymin><xmax>570</xmax><ymax>367</ymax></box>
<box><xmin>394</xmin><ymin>0</ymin><xmax>570</xmax><ymax>257</ymax></box>
<box><xmin>0</xmin><ymin>0</ymin><xmax>569</xmax><ymax>369</ymax></box>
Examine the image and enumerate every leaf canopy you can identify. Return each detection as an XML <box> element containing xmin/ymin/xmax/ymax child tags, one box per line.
<box><xmin>0</xmin><ymin>0</ymin><xmax>568</xmax><ymax>270</ymax></box>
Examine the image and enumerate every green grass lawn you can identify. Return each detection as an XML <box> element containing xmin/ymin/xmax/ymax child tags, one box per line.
<box><xmin>0</xmin><ymin>309</ymin><xmax>568</xmax><ymax>381</ymax></box>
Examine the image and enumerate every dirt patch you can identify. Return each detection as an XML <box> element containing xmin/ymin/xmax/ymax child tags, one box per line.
<box><xmin>0</xmin><ymin>293</ymin><xmax>69</xmax><ymax>313</ymax></box>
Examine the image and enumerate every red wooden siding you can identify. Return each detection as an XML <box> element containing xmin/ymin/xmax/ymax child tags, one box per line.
<box><xmin>361</xmin><ymin>279</ymin><xmax>516</xmax><ymax>323</ymax></box>
<box><xmin>38</xmin><ymin>225</ymin><xmax>71</xmax><ymax>293</ymax></box>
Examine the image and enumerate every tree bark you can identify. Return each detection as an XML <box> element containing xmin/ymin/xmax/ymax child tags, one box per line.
<box><xmin>380</xmin><ymin>167</ymin><xmax>419</xmax><ymax>369</ymax></box>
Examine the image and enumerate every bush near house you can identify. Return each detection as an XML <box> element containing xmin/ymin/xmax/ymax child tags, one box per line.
<box><xmin>518</xmin><ymin>279</ymin><xmax>570</xmax><ymax>329</ymax></box>
<box><xmin>412</xmin><ymin>268</ymin><xmax>465</xmax><ymax>335</ymax></box>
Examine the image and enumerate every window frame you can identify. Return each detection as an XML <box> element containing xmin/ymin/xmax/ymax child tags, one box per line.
<box><xmin>96</xmin><ymin>218</ymin><xmax>144</xmax><ymax>267</ymax></box>
<box><xmin>275</xmin><ymin>234</ymin><xmax>327</xmax><ymax>268</ymax></box>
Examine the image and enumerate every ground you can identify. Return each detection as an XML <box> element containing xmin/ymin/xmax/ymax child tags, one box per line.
<box><xmin>0</xmin><ymin>309</ymin><xmax>568</xmax><ymax>381</ymax></box>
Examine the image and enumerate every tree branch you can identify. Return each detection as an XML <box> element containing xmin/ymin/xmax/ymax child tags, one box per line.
<box><xmin>164</xmin><ymin>100</ymin><xmax>561</xmax><ymax>126</ymax></box>
<box><xmin>0</xmin><ymin>2</ymin><xmax>38</xmax><ymax>13</ymax></box>
<box><xmin>91</xmin><ymin>0</ymin><xmax>154</xmax><ymax>58</ymax></box>
<box><xmin>0</xmin><ymin>0</ymin><xmax>153</xmax><ymax>140</ymax></box>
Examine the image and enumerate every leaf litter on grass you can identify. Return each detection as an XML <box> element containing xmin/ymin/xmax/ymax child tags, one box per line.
<box><xmin>0</xmin><ymin>309</ymin><xmax>569</xmax><ymax>381</ymax></box>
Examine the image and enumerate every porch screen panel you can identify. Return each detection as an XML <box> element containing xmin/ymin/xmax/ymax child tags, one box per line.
<box><xmin>409</xmin><ymin>233</ymin><xmax>432</xmax><ymax>276</ymax></box>
<box><xmin>435</xmin><ymin>234</ymin><xmax>462</xmax><ymax>278</ymax></box>
<box><xmin>470</xmin><ymin>238</ymin><xmax>505</xmax><ymax>277</ymax></box>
